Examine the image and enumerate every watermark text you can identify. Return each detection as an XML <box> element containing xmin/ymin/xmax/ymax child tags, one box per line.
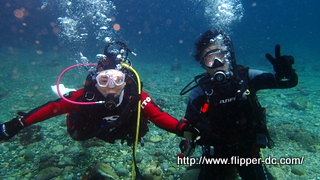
<box><xmin>177</xmin><ymin>156</ymin><xmax>305</xmax><ymax>166</ymax></box>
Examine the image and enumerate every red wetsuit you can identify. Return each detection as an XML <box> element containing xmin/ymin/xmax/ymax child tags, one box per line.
<box><xmin>21</xmin><ymin>89</ymin><xmax>184</xmax><ymax>143</ymax></box>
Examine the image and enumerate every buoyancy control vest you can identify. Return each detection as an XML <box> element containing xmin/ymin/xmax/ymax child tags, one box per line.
<box><xmin>194</xmin><ymin>66</ymin><xmax>273</xmax><ymax>148</ymax></box>
<box><xmin>67</xmin><ymin>72</ymin><xmax>148</xmax><ymax>145</ymax></box>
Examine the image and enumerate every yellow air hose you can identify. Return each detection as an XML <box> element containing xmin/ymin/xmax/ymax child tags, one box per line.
<box><xmin>120</xmin><ymin>63</ymin><xmax>142</xmax><ymax>180</ymax></box>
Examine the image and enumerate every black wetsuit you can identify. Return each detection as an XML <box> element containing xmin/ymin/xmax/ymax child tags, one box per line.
<box><xmin>184</xmin><ymin>66</ymin><xmax>298</xmax><ymax>180</ymax></box>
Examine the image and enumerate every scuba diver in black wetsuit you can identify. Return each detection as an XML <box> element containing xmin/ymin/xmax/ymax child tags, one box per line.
<box><xmin>179</xmin><ymin>29</ymin><xmax>298</xmax><ymax>180</ymax></box>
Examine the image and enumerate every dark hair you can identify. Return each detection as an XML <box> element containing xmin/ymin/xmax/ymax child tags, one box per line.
<box><xmin>194</xmin><ymin>29</ymin><xmax>235</xmax><ymax>62</ymax></box>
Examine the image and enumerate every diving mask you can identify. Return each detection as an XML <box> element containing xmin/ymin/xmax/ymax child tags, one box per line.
<box><xmin>202</xmin><ymin>49</ymin><xmax>230</xmax><ymax>69</ymax></box>
<box><xmin>96</xmin><ymin>69</ymin><xmax>125</xmax><ymax>88</ymax></box>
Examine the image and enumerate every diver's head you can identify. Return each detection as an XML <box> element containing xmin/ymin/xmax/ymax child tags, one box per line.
<box><xmin>194</xmin><ymin>29</ymin><xmax>235</xmax><ymax>84</ymax></box>
<box><xmin>95</xmin><ymin>41</ymin><xmax>133</xmax><ymax>72</ymax></box>
<box><xmin>96</xmin><ymin>53</ymin><xmax>117</xmax><ymax>71</ymax></box>
<box><xmin>95</xmin><ymin>69</ymin><xmax>126</xmax><ymax>109</ymax></box>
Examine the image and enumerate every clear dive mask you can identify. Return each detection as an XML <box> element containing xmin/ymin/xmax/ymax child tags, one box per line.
<box><xmin>202</xmin><ymin>49</ymin><xmax>230</xmax><ymax>69</ymax></box>
<box><xmin>96</xmin><ymin>69</ymin><xmax>125</xmax><ymax>88</ymax></box>
<box><xmin>202</xmin><ymin>49</ymin><xmax>233</xmax><ymax>84</ymax></box>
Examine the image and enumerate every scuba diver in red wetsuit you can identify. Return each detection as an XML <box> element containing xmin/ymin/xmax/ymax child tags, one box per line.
<box><xmin>179</xmin><ymin>30</ymin><xmax>298</xmax><ymax>180</ymax></box>
<box><xmin>0</xmin><ymin>41</ymin><xmax>187</xmax><ymax>146</ymax></box>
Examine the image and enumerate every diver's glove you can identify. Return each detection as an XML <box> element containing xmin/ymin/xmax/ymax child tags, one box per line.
<box><xmin>265</xmin><ymin>44</ymin><xmax>295</xmax><ymax>80</ymax></box>
<box><xmin>176</xmin><ymin>118</ymin><xmax>200</xmax><ymax>139</ymax></box>
<box><xmin>0</xmin><ymin>117</ymin><xmax>25</xmax><ymax>141</ymax></box>
<box><xmin>182</xmin><ymin>123</ymin><xmax>200</xmax><ymax>140</ymax></box>
<box><xmin>177</xmin><ymin>119</ymin><xmax>200</xmax><ymax>157</ymax></box>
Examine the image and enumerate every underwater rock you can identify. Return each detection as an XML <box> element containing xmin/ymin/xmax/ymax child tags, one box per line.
<box><xmin>38</xmin><ymin>154</ymin><xmax>60</xmax><ymax>171</ymax></box>
<box><xmin>148</xmin><ymin>135</ymin><xmax>163</xmax><ymax>143</ymax></box>
<box><xmin>112</xmin><ymin>163</ymin><xmax>128</xmax><ymax>177</ymax></box>
<box><xmin>269</xmin><ymin>124</ymin><xmax>320</xmax><ymax>151</ymax></box>
<box><xmin>81</xmin><ymin>139</ymin><xmax>104</xmax><ymax>148</ymax></box>
<box><xmin>306</xmin><ymin>145</ymin><xmax>320</xmax><ymax>153</ymax></box>
<box><xmin>158</xmin><ymin>156</ymin><xmax>166</xmax><ymax>163</ymax></box>
<box><xmin>82</xmin><ymin>166</ymin><xmax>105</xmax><ymax>180</ymax></box>
<box><xmin>180</xmin><ymin>168</ymin><xmax>201</xmax><ymax>180</ymax></box>
<box><xmin>114</xmin><ymin>167</ymin><xmax>128</xmax><ymax>177</ymax></box>
<box><xmin>0</xmin><ymin>145</ymin><xmax>9</xmax><ymax>151</ymax></box>
<box><xmin>82</xmin><ymin>162</ymin><xmax>120</xmax><ymax>180</ymax></box>
<box><xmin>65</xmin><ymin>146</ymin><xmax>80</xmax><ymax>154</ymax></box>
<box><xmin>291</xmin><ymin>96</ymin><xmax>311</xmax><ymax>110</ymax></box>
<box><xmin>36</xmin><ymin>166</ymin><xmax>63</xmax><ymax>180</ymax></box>
<box><xmin>19</xmin><ymin>149</ymin><xmax>35</xmax><ymax>160</ymax></box>
<box><xmin>166</xmin><ymin>167</ymin><xmax>177</xmax><ymax>175</ymax></box>
<box><xmin>180</xmin><ymin>166</ymin><xmax>238</xmax><ymax>179</ymax></box>
<box><xmin>51</xmin><ymin>144</ymin><xmax>64</xmax><ymax>153</ymax></box>
<box><xmin>144</xmin><ymin>165</ymin><xmax>163</xmax><ymax>180</ymax></box>
<box><xmin>135</xmin><ymin>151</ymin><xmax>143</xmax><ymax>163</ymax></box>
<box><xmin>95</xmin><ymin>162</ymin><xmax>119</xmax><ymax>179</ymax></box>
<box><xmin>16</xmin><ymin>125</ymin><xmax>43</xmax><ymax>146</ymax></box>
<box><xmin>291</xmin><ymin>165</ymin><xmax>306</xmax><ymax>176</ymax></box>
<box><xmin>268</xmin><ymin>167</ymin><xmax>291</xmax><ymax>179</ymax></box>
<box><xmin>16</xmin><ymin>156</ymin><xmax>26</xmax><ymax>164</ymax></box>
<box><xmin>58</xmin><ymin>156</ymin><xmax>76</xmax><ymax>166</ymax></box>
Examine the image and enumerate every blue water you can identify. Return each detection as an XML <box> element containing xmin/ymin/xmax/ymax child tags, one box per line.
<box><xmin>1</xmin><ymin>0</ymin><xmax>319</xmax><ymax>179</ymax></box>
